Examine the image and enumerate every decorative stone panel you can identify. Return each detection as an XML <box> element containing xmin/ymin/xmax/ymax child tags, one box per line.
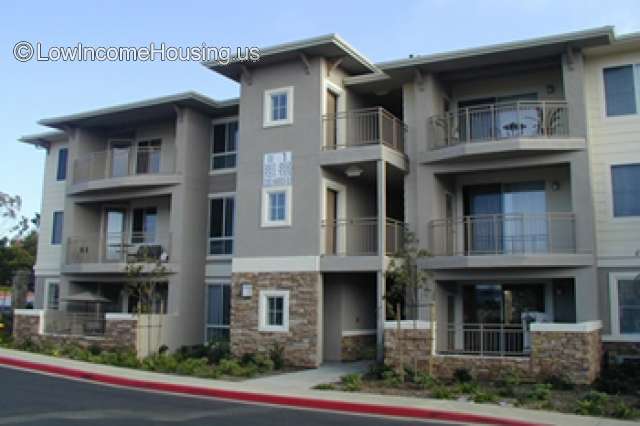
<box><xmin>341</xmin><ymin>334</ymin><xmax>376</xmax><ymax>361</ymax></box>
<box><xmin>384</xmin><ymin>321</ymin><xmax>603</xmax><ymax>384</ymax></box>
<box><xmin>12</xmin><ymin>310</ymin><xmax>137</xmax><ymax>353</ymax></box>
<box><xmin>230</xmin><ymin>272</ymin><xmax>320</xmax><ymax>368</ymax></box>
<box><xmin>12</xmin><ymin>311</ymin><xmax>41</xmax><ymax>344</ymax></box>
<box><xmin>531</xmin><ymin>328</ymin><xmax>602</xmax><ymax>384</ymax></box>
<box><xmin>384</xmin><ymin>326</ymin><xmax>432</xmax><ymax>370</ymax></box>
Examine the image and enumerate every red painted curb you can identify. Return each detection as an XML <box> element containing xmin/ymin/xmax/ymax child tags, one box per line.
<box><xmin>0</xmin><ymin>355</ymin><xmax>547</xmax><ymax>426</ymax></box>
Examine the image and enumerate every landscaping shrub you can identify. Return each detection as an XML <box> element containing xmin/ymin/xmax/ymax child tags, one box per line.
<box><xmin>430</xmin><ymin>385</ymin><xmax>455</xmax><ymax>399</ymax></box>
<box><xmin>595</xmin><ymin>363</ymin><xmax>640</xmax><ymax>395</ymax></box>
<box><xmin>611</xmin><ymin>401</ymin><xmax>638</xmax><ymax>419</ymax></box>
<box><xmin>497</xmin><ymin>368</ymin><xmax>521</xmax><ymax>397</ymax></box>
<box><xmin>340</xmin><ymin>373</ymin><xmax>362</xmax><ymax>392</ymax></box>
<box><xmin>453</xmin><ymin>368</ymin><xmax>472</xmax><ymax>383</ymax></box>
<box><xmin>175</xmin><ymin>357</ymin><xmax>209</xmax><ymax>375</ymax></box>
<box><xmin>142</xmin><ymin>353</ymin><xmax>179</xmax><ymax>373</ymax></box>
<box><xmin>206</xmin><ymin>341</ymin><xmax>231</xmax><ymax>364</ymax></box>
<box><xmin>471</xmin><ymin>388</ymin><xmax>499</xmax><ymax>403</ymax></box>
<box><xmin>413</xmin><ymin>372</ymin><xmax>439</xmax><ymax>390</ymax></box>
<box><xmin>269</xmin><ymin>342</ymin><xmax>285</xmax><ymax>370</ymax></box>
<box><xmin>381</xmin><ymin>370</ymin><xmax>403</xmax><ymax>387</ymax></box>
<box><xmin>543</xmin><ymin>373</ymin><xmax>574</xmax><ymax>391</ymax></box>
<box><xmin>527</xmin><ymin>384</ymin><xmax>552</xmax><ymax>402</ymax></box>
<box><xmin>313</xmin><ymin>383</ymin><xmax>336</xmax><ymax>390</ymax></box>
<box><xmin>365</xmin><ymin>363</ymin><xmax>393</xmax><ymax>380</ymax></box>
<box><xmin>87</xmin><ymin>344</ymin><xmax>102</xmax><ymax>356</ymax></box>
<box><xmin>454</xmin><ymin>381</ymin><xmax>478</xmax><ymax>395</ymax></box>
<box><xmin>575</xmin><ymin>391</ymin><xmax>609</xmax><ymax>416</ymax></box>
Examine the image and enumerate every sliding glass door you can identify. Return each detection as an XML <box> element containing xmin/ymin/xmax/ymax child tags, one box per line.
<box><xmin>464</xmin><ymin>181</ymin><xmax>547</xmax><ymax>254</ymax></box>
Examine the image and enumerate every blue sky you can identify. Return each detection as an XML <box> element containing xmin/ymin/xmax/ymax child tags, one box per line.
<box><xmin>1</xmin><ymin>0</ymin><xmax>639</xmax><ymax>235</ymax></box>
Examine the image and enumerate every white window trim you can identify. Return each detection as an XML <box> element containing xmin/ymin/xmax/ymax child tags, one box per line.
<box><xmin>204</xmin><ymin>281</ymin><xmax>231</xmax><ymax>343</ymax></box>
<box><xmin>609</xmin><ymin>271</ymin><xmax>640</xmax><ymax>340</ymax></box>
<box><xmin>210</xmin><ymin>116</ymin><xmax>239</xmax><ymax>174</ymax></box>
<box><xmin>44</xmin><ymin>279</ymin><xmax>60</xmax><ymax>310</ymax></box>
<box><xmin>263</xmin><ymin>86</ymin><xmax>294</xmax><ymax>127</ymax></box>
<box><xmin>258</xmin><ymin>290</ymin><xmax>289</xmax><ymax>332</ymax></box>
<box><xmin>261</xmin><ymin>186</ymin><xmax>292</xmax><ymax>227</ymax></box>
<box><xmin>606</xmin><ymin>161</ymin><xmax>640</xmax><ymax>222</ymax></box>
<box><xmin>207</xmin><ymin>194</ymin><xmax>236</xmax><ymax>257</ymax></box>
<box><xmin>601</xmin><ymin>62</ymin><xmax>640</xmax><ymax>120</ymax></box>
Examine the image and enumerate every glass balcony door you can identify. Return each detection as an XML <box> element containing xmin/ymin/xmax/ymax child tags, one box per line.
<box><xmin>109</xmin><ymin>140</ymin><xmax>132</xmax><ymax>178</ymax></box>
<box><xmin>104</xmin><ymin>208</ymin><xmax>126</xmax><ymax>261</ymax></box>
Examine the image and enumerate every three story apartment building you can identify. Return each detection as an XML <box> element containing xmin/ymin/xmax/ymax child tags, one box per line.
<box><xmin>15</xmin><ymin>26</ymin><xmax>640</xmax><ymax>380</ymax></box>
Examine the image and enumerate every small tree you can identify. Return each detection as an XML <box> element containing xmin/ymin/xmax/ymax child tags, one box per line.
<box><xmin>124</xmin><ymin>253</ymin><xmax>168</xmax><ymax>314</ymax></box>
<box><xmin>125</xmin><ymin>251</ymin><xmax>169</xmax><ymax>357</ymax></box>
<box><xmin>385</xmin><ymin>230</ymin><xmax>432</xmax><ymax>381</ymax></box>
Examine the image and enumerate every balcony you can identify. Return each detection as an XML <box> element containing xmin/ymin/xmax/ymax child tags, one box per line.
<box><xmin>64</xmin><ymin>232</ymin><xmax>173</xmax><ymax>273</ymax></box>
<box><xmin>424</xmin><ymin>101</ymin><xmax>585</xmax><ymax>163</ymax></box>
<box><xmin>425</xmin><ymin>212</ymin><xmax>592</xmax><ymax>268</ymax></box>
<box><xmin>321</xmin><ymin>108</ymin><xmax>407</xmax><ymax>169</ymax></box>
<box><xmin>321</xmin><ymin>217</ymin><xmax>403</xmax><ymax>258</ymax></box>
<box><xmin>69</xmin><ymin>145</ymin><xmax>178</xmax><ymax>194</ymax></box>
<box><xmin>442</xmin><ymin>323</ymin><xmax>527</xmax><ymax>357</ymax></box>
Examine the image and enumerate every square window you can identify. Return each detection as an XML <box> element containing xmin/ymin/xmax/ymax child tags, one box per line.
<box><xmin>611</xmin><ymin>164</ymin><xmax>640</xmax><ymax>217</ymax></box>
<box><xmin>259</xmin><ymin>290</ymin><xmax>289</xmax><ymax>332</ymax></box>
<box><xmin>263</xmin><ymin>87</ymin><xmax>294</xmax><ymax>127</ymax></box>
<box><xmin>262</xmin><ymin>186</ymin><xmax>291</xmax><ymax>227</ymax></box>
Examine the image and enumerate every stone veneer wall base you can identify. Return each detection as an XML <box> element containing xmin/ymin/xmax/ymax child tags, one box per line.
<box><xmin>230</xmin><ymin>272</ymin><xmax>321</xmax><ymax>368</ymax></box>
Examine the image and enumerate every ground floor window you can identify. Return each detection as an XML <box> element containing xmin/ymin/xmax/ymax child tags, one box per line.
<box><xmin>45</xmin><ymin>281</ymin><xmax>60</xmax><ymax>310</ymax></box>
<box><xmin>258</xmin><ymin>290</ymin><xmax>289</xmax><ymax>332</ymax></box>
<box><xmin>610</xmin><ymin>272</ymin><xmax>640</xmax><ymax>337</ymax></box>
<box><xmin>206</xmin><ymin>282</ymin><xmax>230</xmax><ymax>342</ymax></box>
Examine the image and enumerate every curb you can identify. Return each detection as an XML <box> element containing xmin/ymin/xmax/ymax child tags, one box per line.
<box><xmin>0</xmin><ymin>355</ymin><xmax>547</xmax><ymax>426</ymax></box>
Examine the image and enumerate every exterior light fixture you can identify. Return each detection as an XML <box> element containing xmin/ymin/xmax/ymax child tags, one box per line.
<box><xmin>345</xmin><ymin>165</ymin><xmax>363</xmax><ymax>178</ymax></box>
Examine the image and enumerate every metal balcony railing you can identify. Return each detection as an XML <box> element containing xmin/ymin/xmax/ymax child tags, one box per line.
<box><xmin>66</xmin><ymin>232</ymin><xmax>171</xmax><ymax>265</ymax></box>
<box><xmin>442</xmin><ymin>323</ymin><xmax>527</xmax><ymax>357</ymax></box>
<box><xmin>73</xmin><ymin>145</ymin><xmax>175</xmax><ymax>184</ymax></box>
<box><xmin>429</xmin><ymin>212</ymin><xmax>577</xmax><ymax>256</ymax></box>
<box><xmin>43</xmin><ymin>310</ymin><xmax>106</xmax><ymax>337</ymax></box>
<box><xmin>428</xmin><ymin>100</ymin><xmax>570</xmax><ymax>150</ymax></box>
<box><xmin>321</xmin><ymin>217</ymin><xmax>405</xmax><ymax>256</ymax></box>
<box><xmin>322</xmin><ymin>107</ymin><xmax>407</xmax><ymax>153</ymax></box>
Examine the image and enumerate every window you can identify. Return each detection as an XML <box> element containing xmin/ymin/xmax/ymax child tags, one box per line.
<box><xmin>261</xmin><ymin>186</ymin><xmax>291</xmax><ymax>227</ymax></box>
<box><xmin>612</xmin><ymin>164</ymin><xmax>640</xmax><ymax>217</ymax></box>
<box><xmin>56</xmin><ymin>148</ymin><xmax>68</xmax><ymax>181</ymax></box>
<box><xmin>603</xmin><ymin>64</ymin><xmax>639</xmax><ymax>117</ymax></box>
<box><xmin>131</xmin><ymin>208</ymin><xmax>157</xmax><ymax>243</ymax></box>
<box><xmin>205</xmin><ymin>283</ymin><xmax>230</xmax><ymax>342</ymax></box>
<box><xmin>209</xmin><ymin>197</ymin><xmax>235</xmax><ymax>255</ymax></box>
<box><xmin>45</xmin><ymin>281</ymin><xmax>60</xmax><ymax>310</ymax></box>
<box><xmin>211</xmin><ymin>121</ymin><xmax>238</xmax><ymax>171</ymax></box>
<box><xmin>136</xmin><ymin>139</ymin><xmax>161</xmax><ymax>174</ymax></box>
<box><xmin>258</xmin><ymin>290</ymin><xmax>289</xmax><ymax>332</ymax></box>
<box><xmin>610</xmin><ymin>273</ymin><xmax>640</xmax><ymax>337</ymax></box>
<box><xmin>263</xmin><ymin>87</ymin><xmax>294</xmax><ymax>127</ymax></box>
<box><xmin>51</xmin><ymin>211</ymin><xmax>64</xmax><ymax>245</ymax></box>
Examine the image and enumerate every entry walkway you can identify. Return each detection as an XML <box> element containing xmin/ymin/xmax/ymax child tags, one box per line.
<box><xmin>244</xmin><ymin>361</ymin><xmax>372</xmax><ymax>391</ymax></box>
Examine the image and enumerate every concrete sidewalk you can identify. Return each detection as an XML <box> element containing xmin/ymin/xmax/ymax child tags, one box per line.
<box><xmin>0</xmin><ymin>347</ymin><xmax>635</xmax><ymax>426</ymax></box>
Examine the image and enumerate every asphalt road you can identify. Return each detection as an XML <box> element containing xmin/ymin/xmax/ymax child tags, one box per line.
<box><xmin>0</xmin><ymin>366</ymin><xmax>456</xmax><ymax>425</ymax></box>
